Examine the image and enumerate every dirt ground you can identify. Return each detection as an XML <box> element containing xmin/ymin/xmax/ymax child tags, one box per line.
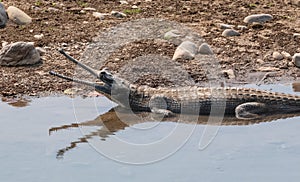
<box><xmin>0</xmin><ymin>0</ymin><xmax>299</xmax><ymax>98</ymax></box>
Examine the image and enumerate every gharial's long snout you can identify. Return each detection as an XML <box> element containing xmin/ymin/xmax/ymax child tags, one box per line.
<box><xmin>49</xmin><ymin>49</ymin><xmax>113</xmax><ymax>95</ymax></box>
<box><xmin>58</xmin><ymin>49</ymin><xmax>101</xmax><ymax>79</ymax></box>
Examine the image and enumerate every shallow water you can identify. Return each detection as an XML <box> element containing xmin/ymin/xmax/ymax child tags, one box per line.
<box><xmin>1</xmin><ymin>84</ymin><xmax>300</xmax><ymax>182</ymax></box>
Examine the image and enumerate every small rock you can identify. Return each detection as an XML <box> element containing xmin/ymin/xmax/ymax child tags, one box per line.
<box><xmin>48</xmin><ymin>7</ymin><xmax>59</xmax><ymax>12</ymax></box>
<box><xmin>222</xmin><ymin>29</ymin><xmax>240</xmax><ymax>37</ymax></box>
<box><xmin>256</xmin><ymin>59</ymin><xmax>264</xmax><ymax>64</ymax></box>
<box><xmin>172</xmin><ymin>41</ymin><xmax>197</xmax><ymax>60</ymax></box>
<box><xmin>237</xmin><ymin>25</ymin><xmax>248</xmax><ymax>31</ymax></box>
<box><xmin>0</xmin><ymin>42</ymin><xmax>41</xmax><ymax>66</ymax></box>
<box><xmin>92</xmin><ymin>12</ymin><xmax>108</xmax><ymax>20</ymax></box>
<box><xmin>293</xmin><ymin>33</ymin><xmax>300</xmax><ymax>37</ymax></box>
<box><xmin>222</xmin><ymin>69</ymin><xmax>235</xmax><ymax>79</ymax></box>
<box><xmin>2</xmin><ymin>41</ymin><xmax>8</xmax><ymax>47</ymax></box>
<box><xmin>34</xmin><ymin>34</ymin><xmax>44</xmax><ymax>40</ymax></box>
<box><xmin>7</xmin><ymin>6</ymin><xmax>32</xmax><ymax>25</ymax></box>
<box><xmin>119</xmin><ymin>1</ymin><xmax>129</xmax><ymax>4</ymax></box>
<box><xmin>272</xmin><ymin>51</ymin><xmax>284</xmax><ymax>60</ymax></box>
<box><xmin>132</xmin><ymin>5</ymin><xmax>138</xmax><ymax>9</ymax></box>
<box><xmin>281</xmin><ymin>51</ymin><xmax>291</xmax><ymax>59</ymax></box>
<box><xmin>219</xmin><ymin>23</ymin><xmax>234</xmax><ymax>29</ymax></box>
<box><xmin>164</xmin><ymin>29</ymin><xmax>182</xmax><ymax>40</ymax></box>
<box><xmin>83</xmin><ymin>7</ymin><xmax>96</xmax><ymax>11</ymax></box>
<box><xmin>198</xmin><ymin>43</ymin><xmax>214</xmax><ymax>55</ymax></box>
<box><xmin>111</xmin><ymin>11</ymin><xmax>127</xmax><ymax>18</ymax></box>
<box><xmin>293</xmin><ymin>53</ymin><xmax>300</xmax><ymax>68</ymax></box>
<box><xmin>0</xmin><ymin>3</ymin><xmax>8</xmax><ymax>28</ymax></box>
<box><xmin>243</xmin><ymin>14</ymin><xmax>273</xmax><ymax>24</ymax></box>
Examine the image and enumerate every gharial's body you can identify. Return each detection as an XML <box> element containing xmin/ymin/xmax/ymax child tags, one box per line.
<box><xmin>123</xmin><ymin>86</ymin><xmax>300</xmax><ymax>117</ymax></box>
<box><xmin>50</xmin><ymin>50</ymin><xmax>300</xmax><ymax>119</ymax></box>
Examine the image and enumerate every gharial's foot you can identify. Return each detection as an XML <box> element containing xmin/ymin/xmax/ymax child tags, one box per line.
<box><xmin>235</xmin><ymin>102</ymin><xmax>269</xmax><ymax>120</ymax></box>
<box><xmin>151</xmin><ymin>108</ymin><xmax>175</xmax><ymax>117</ymax></box>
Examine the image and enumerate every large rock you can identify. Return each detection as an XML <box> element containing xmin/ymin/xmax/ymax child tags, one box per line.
<box><xmin>243</xmin><ymin>14</ymin><xmax>273</xmax><ymax>24</ymax></box>
<box><xmin>0</xmin><ymin>3</ymin><xmax>8</xmax><ymax>28</ymax></box>
<box><xmin>7</xmin><ymin>6</ymin><xmax>32</xmax><ymax>25</ymax></box>
<box><xmin>172</xmin><ymin>41</ymin><xmax>198</xmax><ymax>60</ymax></box>
<box><xmin>0</xmin><ymin>42</ymin><xmax>41</xmax><ymax>66</ymax></box>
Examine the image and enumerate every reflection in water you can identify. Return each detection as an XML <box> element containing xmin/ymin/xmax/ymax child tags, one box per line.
<box><xmin>1</xmin><ymin>97</ymin><xmax>31</xmax><ymax>107</ymax></box>
<box><xmin>49</xmin><ymin>106</ymin><xmax>300</xmax><ymax>158</ymax></box>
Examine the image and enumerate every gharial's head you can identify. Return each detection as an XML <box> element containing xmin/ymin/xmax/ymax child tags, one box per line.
<box><xmin>50</xmin><ymin>49</ymin><xmax>132</xmax><ymax>98</ymax></box>
<box><xmin>98</xmin><ymin>68</ymin><xmax>132</xmax><ymax>94</ymax></box>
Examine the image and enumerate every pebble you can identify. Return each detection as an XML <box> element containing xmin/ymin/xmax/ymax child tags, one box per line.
<box><xmin>243</xmin><ymin>14</ymin><xmax>273</xmax><ymax>24</ymax></box>
<box><xmin>92</xmin><ymin>12</ymin><xmax>108</xmax><ymax>20</ymax></box>
<box><xmin>111</xmin><ymin>11</ymin><xmax>127</xmax><ymax>18</ymax></box>
<box><xmin>272</xmin><ymin>51</ymin><xmax>284</xmax><ymax>60</ymax></box>
<box><xmin>222</xmin><ymin>29</ymin><xmax>240</xmax><ymax>37</ymax></box>
<box><xmin>119</xmin><ymin>1</ymin><xmax>129</xmax><ymax>4</ymax></box>
<box><xmin>293</xmin><ymin>33</ymin><xmax>300</xmax><ymax>37</ymax></box>
<box><xmin>0</xmin><ymin>42</ymin><xmax>41</xmax><ymax>66</ymax></box>
<box><xmin>34</xmin><ymin>34</ymin><xmax>44</xmax><ymax>40</ymax></box>
<box><xmin>237</xmin><ymin>25</ymin><xmax>248</xmax><ymax>31</ymax></box>
<box><xmin>219</xmin><ymin>23</ymin><xmax>234</xmax><ymax>29</ymax></box>
<box><xmin>83</xmin><ymin>7</ymin><xmax>96</xmax><ymax>11</ymax></box>
<box><xmin>293</xmin><ymin>53</ymin><xmax>300</xmax><ymax>68</ymax></box>
<box><xmin>0</xmin><ymin>2</ymin><xmax>8</xmax><ymax>28</ymax></box>
<box><xmin>281</xmin><ymin>51</ymin><xmax>291</xmax><ymax>59</ymax></box>
<box><xmin>7</xmin><ymin>6</ymin><xmax>32</xmax><ymax>25</ymax></box>
<box><xmin>198</xmin><ymin>43</ymin><xmax>214</xmax><ymax>55</ymax></box>
<box><xmin>132</xmin><ymin>5</ymin><xmax>138</xmax><ymax>9</ymax></box>
<box><xmin>172</xmin><ymin>41</ymin><xmax>197</xmax><ymax>60</ymax></box>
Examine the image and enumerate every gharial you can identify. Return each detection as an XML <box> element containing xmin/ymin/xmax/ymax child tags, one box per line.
<box><xmin>50</xmin><ymin>50</ymin><xmax>300</xmax><ymax>120</ymax></box>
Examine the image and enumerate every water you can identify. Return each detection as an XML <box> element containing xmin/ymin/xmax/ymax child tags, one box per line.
<box><xmin>1</xmin><ymin>84</ymin><xmax>300</xmax><ymax>182</ymax></box>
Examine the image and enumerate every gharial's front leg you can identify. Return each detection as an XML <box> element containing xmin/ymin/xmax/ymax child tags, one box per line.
<box><xmin>235</xmin><ymin>102</ymin><xmax>269</xmax><ymax>120</ymax></box>
<box><xmin>149</xmin><ymin>95</ymin><xmax>175</xmax><ymax>117</ymax></box>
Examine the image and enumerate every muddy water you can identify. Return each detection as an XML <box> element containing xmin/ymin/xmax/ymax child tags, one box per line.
<box><xmin>1</xmin><ymin>84</ymin><xmax>300</xmax><ymax>182</ymax></box>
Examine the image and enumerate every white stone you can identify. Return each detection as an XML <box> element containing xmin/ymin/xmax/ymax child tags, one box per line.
<box><xmin>0</xmin><ymin>2</ymin><xmax>8</xmax><ymax>28</ymax></box>
<box><xmin>2</xmin><ymin>41</ymin><xmax>8</xmax><ymax>47</ymax></box>
<box><xmin>111</xmin><ymin>11</ymin><xmax>127</xmax><ymax>18</ymax></box>
<box><xmin>119</xmin><ymin>1</ymin><xmax>129</xmax><ymax>4</ymax></box>
<box><xmin>34</xmin><ymin>34</ymin><xmax>44</xmax><ymax>40</ymax></box>
<box><xmin>293</xmin><ymin>33</ymin><xmax>300</xmax><ymax>37</ymax></box>
<box><xmin>92</xmin><ymin>12</ymin><xmax>108</xmax><ymax>20</ymax></box>
<box><xmin>172</xmin><ymin>41</ymin><xmax>197</xmax><ymax>60</ymax></box>
<box><xmin>132</xmin><ymin>5</ymin><xmax>138</xmax><ymax>9</ymax></box>
<box><xmin>0</xmin><ymin>42</ymin><xmax>41</xmax><ymax>66</ymax></box>
<box><xmin>293</xmin><ymin>53</ymin><xmax>300</xmax><ymax>68</ymax></box>
<box><xmin>281</xmin><ymin>51</ymin><xmax>291</xmax><ymax>59</ymax></box>
<box><xmin>243</xmin><ymin>14</ymin><xmax>273</xmax><ymax>24</ymax></box>
<box><xmin>198</xmin><ymin>43</ymin><xmax>214</xmax><ymax>55</ymax></box>
<box><xmin>237</xmin><ymin>25</ymin><xmax>248</xmax><ymax>31</ymax></box>
<box><xmin>83</xmin><ymin>7</ymin><xmax>96</xmax><ymax>11</ymax></box>
<box><xmin>219</xmin><ymin>23</ymin><xmax>234</xmax><ymax>29</ymax></box>
<box><xmin>272</xmin><ymin>51</ymin><xmax>284</xmax><ymax>60</ymax></box>
<box><xmin>7</xmin><ymin>6</ymin><xmax>32</xmax><ymax>25</ymax></box>
<box><xmin>222</xmin><ymin>29</ymin><xmax>240</xmax><ymax>37</ymax></box>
